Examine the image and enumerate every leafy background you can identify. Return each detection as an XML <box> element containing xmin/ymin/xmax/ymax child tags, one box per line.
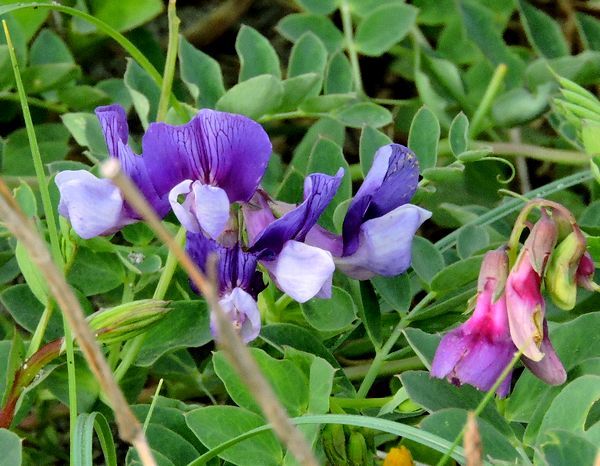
<box><xmin>0</xmin><ymin>0</ymin><xmax>599</xmax><ymax>465</ymax></box>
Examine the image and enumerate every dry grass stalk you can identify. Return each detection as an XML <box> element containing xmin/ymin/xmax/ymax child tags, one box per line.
<box><xmin>0</xmin><ymin>179</ymin><xmax>157</xmax><ymax>466</ymax></box>
<box><xmin>464</xmin><ymin>412</ymin><xmax>482</xmax><ymax>466</ymax></box>
<box><xmin>102</xmin><ymin>158</ymin><xmax>319</xmax><ymax>466</ymax></box>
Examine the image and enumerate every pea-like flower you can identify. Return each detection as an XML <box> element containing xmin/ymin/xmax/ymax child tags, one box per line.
<box><xmin>187</xmin><ymin>232</ymin><xmax>264</xmax><ymax>343</ymax></box>
<box><xmin>244</xmin><ymin>171</ymin><xmax>343</xmax><ymax>302</ymax></box>
<box><xmin>56</xmin><ymin>105</ymin><xmax>172</xmax><ymax>238</ymax></box>
<box><xmin>431</xmin><ymin>250</ymin><xmax>517</xmax><ymax>397</ymax></box>
<box><xmin>306</xmin><ymin>144</ymin><xmax>431</xmax><ymax>280</ymax></box>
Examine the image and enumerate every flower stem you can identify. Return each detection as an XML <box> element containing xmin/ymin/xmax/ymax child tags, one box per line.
<box><xmin>114</xmin><ymin>226</ymin><xmax>186</xmax><ymax>382</ymax></box>
<box><xmin>469</xmin><ymin>64</ymin><xmax>507</xmax><ymax>139</ymax></box>
<box><xmin>340</xmin><ymin>0</ymin><xmax>364</xmax><ymax>97</ymax></box>
<box><xmin>156</xmin><ymin>0</ymin><xmax>180</xmax><ymax>122</ymax></box>
<box><xmin>435</xmin><ymin>350</ymin><xmax>523</xmax><ymax>466</ymax></box>
<box><xmin>355</xmin><ymin>292</ymin><xmax>435</xmax><ymax>398</ymax></box>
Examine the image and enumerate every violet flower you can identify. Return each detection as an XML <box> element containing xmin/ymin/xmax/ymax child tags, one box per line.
<box><xmin>243</xmin><ymin>171</ymin><xmax>343</xmax><ymax>302</ymax></box>
<box><xmin>431</xmin><ymin>250</ymin><xmax>517</xmax><ymax>397</ymax></box>
<box><xmin>306</xmin><ymin>144</ymin><xmax>431</xmax><ymax>280</ymax></box>
<box><xmin>146</xmin><ymin>109</ymin><xmax>272</xmax><ymax>239</ymax></box>
<box><xmin>56</xmin><ymin>105</ymin><xmax>171</xmax><ymax>238</ymax></box>
<box><xmin>187</xmin><ymin>232</ymin><xmax>264</xmax><ymax>343</ymax></box>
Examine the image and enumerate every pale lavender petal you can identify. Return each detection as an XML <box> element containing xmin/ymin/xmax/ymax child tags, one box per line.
<box><xmin>335</xmin><ymin>204</ymin><xmax>431</xmax><ymax>280</ymax></box>
<box><xmin>342</xmin><ymin>144</ymin><xmax>419</xmax><ymax>255</ymax></box>
<box><xmin>192</xmin><ymin>183</ymin><xmax>230</xmax><ymax>239</ymax></box>
<box><xmin>263</xmin><ymin>240</ymin><xmax>335</xmax><ymax>303</ymax></box>
<box><xmin>169</xmin><ymin>180</ymin><xmax>200</xmax><ymax>232</ymax></box>
<box><xmin>142</xmin><ymin>109</ymin><xmax>271</xmax><ymax>202</ymax></box>
<box><xmin>242</xmin><ymin>192</ymin><xmax>276</xmax><ymax>246</ymax></box>
<box><xmin>212</xmin><ymin>287</ymin><xmax>261</xmax><ymax>344</ymax></box>
<box><xmin>522</xmin><ymin>321</ymin><xmax>566</xmax><ymax>385</ymax></box>
<box><xmin>305</xmin><ymin>224</ymin><xmax>344</xmax><ymax>257</ymax></box>
<box><xmin>250</xmin><ymin>170</ymin><xmax>343</xmax><ymax>256</ymax></box>
<box><xmin>56</xmin><ymin>170</ymin><xmax>131</xmax><ymax>239</ymax></box>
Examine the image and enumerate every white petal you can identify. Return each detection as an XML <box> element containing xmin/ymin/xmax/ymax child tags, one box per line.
<box><xmin>169</xmin><ymin>179</ymin><xmax>199</xmax><ymax>232</ymax></box>
<box><xmin>192</xmin><ymin>183</ymin><xmax>230</xmax><ymax>239</ymax></box>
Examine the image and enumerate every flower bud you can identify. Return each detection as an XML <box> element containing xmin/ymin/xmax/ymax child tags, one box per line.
<box><xmin>545</xmin><ymin>232</ymin><xmax>586</xmax><ymax>310</ymax></box>
<box><xmin>524</xmin><ymin>215</ymin><xmax>558</xmax><ymax>276</ymax></box>
<box><xmin>521</xmin><ymin>321</ymin><xmax>566</xmax><ymax>385</ymax></box>
<box><xmin>87</xmin><ymin>299</ymin><xmax>170</xmax><ymax>345</ymax></box>
<box><xmin>322</xmin><ymin>424</ymin><xmax>347</xmax><ymax>465</ymax></box>
<box><xmin>576</xmin><ymin>252</ymin><xmax>598</xmax><ymax>291</ymax></box>
<box><xmin>505</xmin><ymin>249</ymin><xmax>545</xmax><ymax>361</ymax></box>
<box><xmin>383</xmin><ymin>446</ymin><xmax>414</xmax><ymax>466</ymax></box>
<box><xmin>347</xmin><ymin>431</ymin><xmax>372</xmax><ymax>466</ymax></box>
<box><xmin>477</xmin><ymin>249</ymin><xmax>509</xmax><ymax>300</ymax></box>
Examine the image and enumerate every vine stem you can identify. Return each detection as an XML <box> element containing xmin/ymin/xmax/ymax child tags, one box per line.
<box><xmin>340</xmin><ymin>0</ymin><xmax>364</xmax><ymax>96</ymax></box>
<box><xmin>469</xmin><ymin>64</ymin><xmax>507</xmax><ymax>138</ymax></box>
<box><xmin>156</xmin><ymin>0</ymin><xmax>180</xmax><ymax>122</ymax></box>
<box><xmin>436</xmin><ymin>350</ymin><xmax>523</xmax><ymax>466</ymax></box>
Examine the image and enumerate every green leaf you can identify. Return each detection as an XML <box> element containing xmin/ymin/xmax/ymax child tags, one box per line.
<box><xmin>324</xmin><ymin>51</ymin><xmax>354</xmax><ymax>94</ymax></box>
<box><xmin>536</xmin><ymin>375</ymin><xmax>600</xmax><ymax>445</ymax></box>
<box><xmin>236</xmin><ymin>25</ymin><xmax>281</xmax><ymax>81</ymax></box>
<box><xmin>358</xmin><ymin>280</ymin><xmax>383</xmax><ymax>349</ymax></box>
<box><xmin>29</xmin><ymin>28</ymin><xmax>73</xmax><ymax>64</ymax></box>
<box><xmin>411</xmin><ymin>236</ymin><xmax>444</xmax><ymax>285</ymax></box>
<box><xmin>295</xmin><ymin>0</ymin><xmax>337</xmax><ymax>15</ymax></box>
<box><xmin>0</xmin><ymin>333</ymin><xmax>23</xmax><ymax>408</ymax></box>
<box><xmin>61</xmin><ymin>113</ymin><xmax>109</xmax><ymax>161</ymax></box>
<box><xmin>492</xmin><ymin>85</ymin><xmax>552</xmax><ymax>127</ymax></box>
<box><xmin>506</xmin><ymin>313</ymin><xmax>600</xmax><ymax>423</ymax></box>
<box><xmin>421</xmin><ymin>408</ymin><xmax>519</xmax><ymax>463</ymax></box>
<box><xmin>371</xmin><ymin>273</ymin><xmax>411</xmax><ymax>312</ymax></box>
<box><xmin>277</xmin><ymin>73</ymin><xmax>322</xmax><ymax>113</ymax></box>
<box><xmin>576</xmin><ymin>13</ymin><xmax>600</xmax><ymax>51</ymax></box>
<box><xmin>186</xmin><ymin>406</ymin><xmax>282</xmax><ymax>466</ymax></box>
<box><xmin>213</xmin><ymin>348</ymin><xmax>309</xmax><ymax>416</ymax></box>
<box><xmin>15</xmin><ymin>241</ymin><xmax>48</xmax><ymax>305</ymax></box>
<box><xmin>21</xmin><ymin>63</ymin><xmax>80</xmax><ymax>93</ymax></box>
<box><xmin>414</xmin><ymin>70</ymin><xmax>452</xmax><ymax>129</ymax></box>
<box><xmin>13</xmin><ymin>182</ymin><xmax>37</xmax><ymax>217</ymax></box>
<box><xmin>301</xmin><ymin>286</ymin><xmax>357</xmax><ymax>332</ymax></box>
<box><xmin>58</xmin><ymin>85</ymin><xmax>111</xmax><ymax>112</ymax></box>
<box><xmin>333</xmin><ymin>102</ymin><xmax>392</xmax><ymax>128</ymax></box>
<box><xmin>307</xmin><ymin>356</ymin><xmax>335</xmax><ymax>414</ymax></box>
<box><xmin>0</xmin><ymin>428</ymin><xmax>21</xmax><ymax>466</ymax></box>
<box><xmin>306</xmin><ymin>138</ymin><xmax>351</xmax><ymax>231</ymax></box>
<box><xmin>408</xmin><ymin>106</ymin><xmax>440</xmax><ymax>170</ymax></box>
<box><xmin>457</xmin><ymin>224</ymin><xmax>490</xmax><ymax>259</ymax></box>
<box><xmin>179</xmin><ymin>37</ymin><xmax>225</xmax><ymax>108</ymax></box>
<box><xmin>516</xmin><ymin>0</ymin><xmax>569</xmax><ymax>58</ymax></box>
<box><xmin>136</xmin><ymin>301</ymin><xmax>211</xmax><ymax>366</ymax></box>
<box><xmin>355</xmin><ymin>3</ymin><xmax>418</xmax><ymax>56</ymax></box>
<box><xmin>216</xmin><ymin>74</ymin><xmax>283</xmax><ymax>119</ymax></box>
<box><xmin>449</xmin><ymin>112</ymin><xmax>469</xmax><ymax>157</ymax></box>
<box><xmin>0</xmin><ymin>285</ymin><xmax>63</xmax><ymax>341</ymax></box>
<box><xmin>277</xmin><ymin>13</ymin><xmax>344</xmax><ymax>53</ymax></box>
<box><xmin>359</xmin><ymin>126</ymin><xmax>392</xmax><ymax>175</ymax></box>
<box><xmin>403</xmin><ymin>328</ymin><xmax>440</xmax><ymax>368</ymax></box>
<box><xmin>430</xmin><ymin>255</ymin><xmax>483</xmax><ymax>293</ymax></box>
<box><xmin>540</xmin><ymin>429</ymin><xmax>599</xmax><ymax>466</ymax></box>
<box><xmin>124</xmin><ymin>59</ymin><xmax>161</xmax><ymax>129</ymax></box>
<box><xmin>88</xmin><ymin>0</ymin><xmax>162</xmax><ymax>32</ymax></box>
<box><xmin>288</xmin><ymin>32</ymin><xmax>328</xmax><ymax>78</ymax></box>
<box><xmin>458</xmin><ymin>0</ymin><xmax>524</xmax><ymax>87</ymax></box>
<box><xmin>67</xmin><ymin>249</ymin><xmax>125</xmax><ymax>296</ymax></box>
<box><xmin>400</xmin><ymin>371</ymin><xmax>514</xmax><ymax>437</ymax></box>
<box><xmin>299</xmin><ymin>93</ymin><xmax>355</xmax><ymax>113</ymax></box>
<box><xmin>73</xmin><ymin>412</ymin><xmax>117</xmax><ymax>466</ymax></box>
<box><xmin>288</xmin><ymin>117</ymin><xmax>345</xmax><ymax>174</ymax></box>
<box><xmin>2</xmin><ymin>123</ymin><xmax>70</xmax><ymax>176</ymax></box>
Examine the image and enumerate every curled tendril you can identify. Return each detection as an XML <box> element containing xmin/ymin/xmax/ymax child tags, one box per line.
<box><xmin>474</xmin><ymin>156</ymin><xmax>516</xmax><ymax>184</ymax></box>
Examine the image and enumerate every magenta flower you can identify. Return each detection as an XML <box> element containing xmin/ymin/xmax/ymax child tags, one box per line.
<box><xmin>431</xmin><ymin>250</ymin><xmax>516</xmax><ymax>397</ymax></box>
<box><xmin>306</xmin><ymin>144</ymin><xmax>431</xmax><ymax>279</ymax></box>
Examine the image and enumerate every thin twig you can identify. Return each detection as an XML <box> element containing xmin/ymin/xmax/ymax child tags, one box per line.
<box><xmin>101</xmin><ymin>159</ymin><xmax>319</xmax><ymax>466</ymax></box>
<box><xmin>0</xmin><ymin>179</ymin><xmax>156</xmax><ymax>466</ymax></box>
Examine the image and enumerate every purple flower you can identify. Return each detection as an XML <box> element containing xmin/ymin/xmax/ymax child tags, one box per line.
<box><xmin>243</xmin><ymin>171</ymin><xmax>343</xmax><ymax>302</ymax></box>
<box><xmin>56</xmin><ymin>105</ymin><xmax>171</xmax><ymax>238</ymax></box>
<box><xmin>187</xmin><ymin>232</ymin><xmax>264</xmax><ymax>343</ymax></box>
<box><xmin>431</xmin><ymin>250</ymin><xmax>516</xmax><ymax>397</ymax></box>
<box><xmin>144</xmin><ymin>109</ymin><xmax>272</xmax><ymax>239</ymax></box>
<box><xmin>306</xmin><ymin>144</ymin><xmax>431</xmax><ymax>280</ymax></box>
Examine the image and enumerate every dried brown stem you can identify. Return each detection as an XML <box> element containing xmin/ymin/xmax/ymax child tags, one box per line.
<box><xmin>464</xmin><ymin>412</ymin><xmax>482</xmax><ymax>466</ymax></box>
<box><xmin>102</xmin><ymin>158</ymin><xmax>319</xmax><ymax>466</ymax></box>
<box><xmin>0</xmin><ymin>179</ymin><xmax>156</xmax><ymax>466</ymax></box>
